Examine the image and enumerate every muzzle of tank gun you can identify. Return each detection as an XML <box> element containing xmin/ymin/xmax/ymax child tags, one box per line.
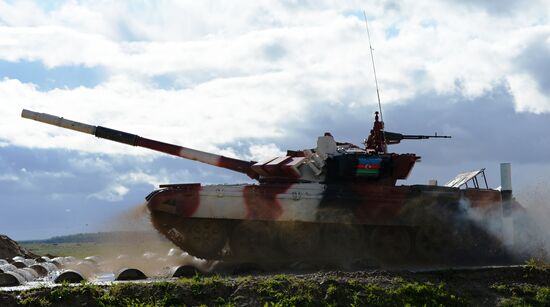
<box><xmin>21</xmin><ymin>109</ymin><xmax>97</xmax><ymax>135</ymax></box>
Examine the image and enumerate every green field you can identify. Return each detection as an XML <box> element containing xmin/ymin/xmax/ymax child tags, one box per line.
<box><xmin>20</xmin><ymin>232</ymin><xmax>179</xmax><ymax>259</ymax></box>
<box><xmin>21</xmin><ymin>242</ymin><xmax>105</xmax><ymax>259</ymax></box>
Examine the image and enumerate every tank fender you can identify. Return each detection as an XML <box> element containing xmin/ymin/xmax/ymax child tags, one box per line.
<box><xmin>145</xmin><ymin>189</ymin><xmax>163</xmax><ymax>201</ymax></box>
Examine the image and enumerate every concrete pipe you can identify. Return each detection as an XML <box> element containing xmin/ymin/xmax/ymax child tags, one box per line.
<box><xmin>170</xmin><ymin>265</ymin><xmax>200</xmax><ymax>278</ymax></box>
<box><xmin>115</xmin><ymin>268</ymin><xmax>147</xmax><ymax>281</ymax></box>
<box><xmin>54</xmin><ymin>270</ymin><xmax>85</xmax><ymax>284</ymax></box>
<box><xmin>29</xmin><ymin>264</ymin><xmax>49</xmax><ymax>277</ymax></box>
<box><xmin>0</xmin><ymin>264</ymin><xmax>17</xmax><ymax>273</ymax></box>
<box><xmin>14</xmin><ymin>268</ymin><xmax>36</xmax><ymax>281</ymax></box>
<box><xmin>11</xmin><ymin>261</ymin><xmax>27</xmax><ymax>269</ymax></box>
<box><xmin>11</xmin><ymin>256</ymin><xmax>24</xmax><ymax>262</ymax></box>
<box><xmin>0</xmin><ymin>272</ymin><xmax>25</xmax><ymax>287</ymax></box>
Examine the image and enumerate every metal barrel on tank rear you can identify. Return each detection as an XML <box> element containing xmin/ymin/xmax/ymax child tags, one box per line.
<box><xmin>500</xmin><ymin>163</ymin><xmax>515</xmax><ymax>247</ymax></box>
<box><xmin>21</xmin><ymin>109</ymin><xmax>259</xmax><ymax>179</ymax></box>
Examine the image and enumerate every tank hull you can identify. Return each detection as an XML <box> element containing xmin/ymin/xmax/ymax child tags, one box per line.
<box><xmin>146</xmin><ymin>183</ymin><xmax>507</xmax><ymax>265</ymax></box>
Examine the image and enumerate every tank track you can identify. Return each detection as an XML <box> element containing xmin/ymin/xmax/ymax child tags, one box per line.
<box><xmin>150</xmin><ymin>210</ymin><xmax>513</xmax><ymax>267</ymax></box>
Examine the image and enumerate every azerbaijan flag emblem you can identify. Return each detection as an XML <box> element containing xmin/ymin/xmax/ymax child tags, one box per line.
<box><xmin>356</xmin><ymin>157</ymin><xmax>382</xmax><ymax>177</ymax></box>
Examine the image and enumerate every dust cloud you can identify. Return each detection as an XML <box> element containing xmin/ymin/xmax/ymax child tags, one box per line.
<box><xmin>463</xmin><ymin>183</ymin><xmax>550</xmax><ymax>263</ymax></box>
<box><xmin>74</xmin><ymin>203</ymin><xmax>212</xmax><ymax>277</ymax></box>
<box><xmin>513</xmin><ymin>183</ymin><xmax>550</xmax><ymax>261</ymax></box>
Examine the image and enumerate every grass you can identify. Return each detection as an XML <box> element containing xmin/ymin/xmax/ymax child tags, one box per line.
<box><xmin>256</xmin><ymin>274</ymin><xmax>320</xmax><ymax>306</ymax></box>
<box><xmin>344</xmin><ymin>280</ymin><xmax>465</xmax><ymax>307</ymax></box>
<box><xmin>21</xmin><ymin>242</ymin><xmax>104</xmax><ymax>258</ymax></box>
<box><xmin>10</xmin><ymin>275</ymin><xmax>468</xmax><ymax>307</ymax></box>
<box><xmin>8</xmin><ymin>248</ymin><xmax>548</xmax><ymax>306</ymax></box>
<box><xmin>525</xmin><ymin>258</ymin><xmax>550</xmax><ymax>272</ymax></box>
<box><xmin>491</xmin><ymin>282</ymin><xmax>550</xmax><ymax>306</ymax></box>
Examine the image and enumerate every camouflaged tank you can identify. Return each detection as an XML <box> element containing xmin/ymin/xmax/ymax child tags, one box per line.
<box><xmin>22</xmin><ymin>109</ymin><xmax>523</xmax><ymax>265</ymax></box>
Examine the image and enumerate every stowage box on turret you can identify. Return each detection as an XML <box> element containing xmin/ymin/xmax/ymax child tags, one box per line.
<box><xmin>21</xmin><ymin>109</ymin><xmax>525</xmax><ymax>265</ymax></box>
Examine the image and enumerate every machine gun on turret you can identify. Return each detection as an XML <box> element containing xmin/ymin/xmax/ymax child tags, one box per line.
<box><xmin>384</xmin><ymin>132</ymin><xmax>451</xmax><ymax>144</ymax></box>
<box><xmin>365</xmin><ymin>111</ymin><xmax>451</xmax><ymax>153</ymax></box>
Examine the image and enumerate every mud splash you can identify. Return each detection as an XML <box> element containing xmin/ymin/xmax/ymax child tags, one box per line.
<box><xmin>82</xmin><ymin>203</ymin><xmax>213</xmax><ymax>277</ymax></box>
<box><xmin>511</xmin><ymin>183</ymin><xmax>550</xmax><ymax>260</ymax></box>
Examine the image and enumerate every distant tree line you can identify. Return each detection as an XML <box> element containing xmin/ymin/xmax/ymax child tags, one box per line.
<box><xmin>21</xmin><ymin>231</ymin><xmax>160</xmax><ymax>244</ymax></box>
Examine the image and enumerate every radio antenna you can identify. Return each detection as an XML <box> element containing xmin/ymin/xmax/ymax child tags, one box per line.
<box><xmin>363</xmin><ymin>11</ymin><xmax>384</xmax><ymax>124</ymax></box>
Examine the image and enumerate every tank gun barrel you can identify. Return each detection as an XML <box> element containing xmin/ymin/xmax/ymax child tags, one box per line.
<box><xmin>21</xmin><ymin>109</ymin><xmax>259</xmax><ymax>179</ymax></box>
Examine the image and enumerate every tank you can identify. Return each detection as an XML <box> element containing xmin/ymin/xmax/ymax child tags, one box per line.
<box><xmin>21</xmin><ymin>109</ymin><xmax>524</xmax><ymax>265</ymax></box>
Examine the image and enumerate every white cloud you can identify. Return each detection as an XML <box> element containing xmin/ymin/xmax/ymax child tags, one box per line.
<box><xmin>89</xmin><ymin>183</ymin><xmax>129</xmax><ymax>202</ymax></box>
<box><xmin>246</xmin><ymin>143</ymin><xmax>286</xmax><ymax>162</ymax></box>
<box><xmin>68</xmin><ymin>156</ymin><xmax>114</xmax><ymax>173</ymax></box>
<box><xmin>508</xmin><ymin>74</ymin><xmax>550</xmax><ymax>113</ymax></box>
<box><xmin>117</xmin><ymin>171</ymin><xmax>169</xmax><ymax>188</ymax></box>
<box><xmin>21</xmin><ymin>170</ymin><xmax>74</xmax><ymax>179</ymax></box>
<box><xmin>0</xmin><ymin>174</ymin><xmax>19</xmax><ymax>181</ymax></box>
<box><xmin>1</xmin><ymin>0</ymin><xmax>550</xmax><ymax>158</ymax></box>
<box><xmin>3</xmin><ymin>74</ymin><xmax>306</xmax><ymax>155</ymax></box>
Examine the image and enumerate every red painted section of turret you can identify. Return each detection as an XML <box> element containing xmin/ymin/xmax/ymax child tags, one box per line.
<box><xmin>365</xmin><ymin>111</ymin><xmax>387</xmax><ymax>153</ymax></box>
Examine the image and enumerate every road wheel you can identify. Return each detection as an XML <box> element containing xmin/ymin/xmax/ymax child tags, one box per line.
<box><xmin>180</xmin><ymin>219</ymin><xmax>228</xmax><ymax>258</ymax></box>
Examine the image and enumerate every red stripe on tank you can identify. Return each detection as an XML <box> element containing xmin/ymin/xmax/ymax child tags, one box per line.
<box><xmin>147</xmin><ymin>184</ymin><xmax>201</xmax><ymax>217</ymax></box>
<box><xmin>137</xmin><ymin>137</ymin><xmax>183</xmax><ymax>156</ymax></box>
<box><xmin>243</xmin><ymin>184</ymin><xmax>292</xmax><ymax>220</ymax></box>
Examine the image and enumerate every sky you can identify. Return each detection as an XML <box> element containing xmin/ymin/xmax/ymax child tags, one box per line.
<box><xmin>1</xmin><ymin>0</ymin><xmax>550</xmax><ymax>240</ymax></box>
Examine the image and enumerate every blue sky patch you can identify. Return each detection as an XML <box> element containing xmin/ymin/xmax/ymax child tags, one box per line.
<box><xmin>151</xmin><ymin>71</ymin><xmax>226</xmax><ymax>90</ymax></box>
<box><xmin>385</xmin><ymin>25</ymin><xmax>400</xmax><ymax>39</ymax></box>
<box><xmin>420</xmin><ymin>19</ymin><xmax>438</xmax><ymax>29</ymax></box>
<box><xmin>343</xmin><ymin>10</ymin><xmax>368</xmax><ymax>21</ymax></box>
<box><xmin>117</xmin><ymin>20</ymin><xmax>144</xmax><ymax>42</ymax></box>
<box><xmin>0</xmin><ymin>60</ymin><xmax>106</xmax><ymax>90</ymax></box>
<box><xmin>263</xmin><ymin>42</ymin><xmax>287</xmax><ymax>61</ymax></box>
<box><xmin>151</xmin><ymin>74</ymin><xmax>181</xmax><ymax>90</ymax></box>
<box><xmin>33</xmin><ymin>0</ymin><xmax>65</xmax><ymax>12</ymax></box>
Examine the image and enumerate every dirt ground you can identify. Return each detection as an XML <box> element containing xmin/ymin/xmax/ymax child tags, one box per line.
<box><xmin>2</xmin><ymin>233</ymin><xmax>550</xmax><ymax>306</ymax></box>
<box><xmin>0</xmin><ymin>235</ymin><xmax>36</xmax><ymax>260</ymax></box>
